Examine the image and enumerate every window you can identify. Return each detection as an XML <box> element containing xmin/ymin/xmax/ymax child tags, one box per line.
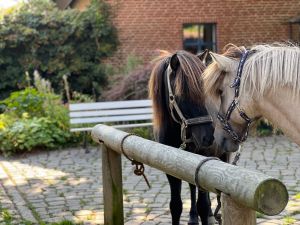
<box><xmin>288</xmin><ymin>17</ymin><xmax>300</xmax><ymax>43</ymax></box>
<box><xmin>183</xmin><ymin>23</ymin><xmax>217</xmax><ymax>54</ymax></box>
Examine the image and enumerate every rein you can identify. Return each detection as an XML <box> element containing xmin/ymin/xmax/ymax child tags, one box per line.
<box><xmin>165</xmin><ymin>65</ymin><xmax>213</xmax><ymax>149</ymax></box>
<box><xmin>217</xmin><ymin>50</ymin><xmax>253</xmax><ymax>143</ymax></box>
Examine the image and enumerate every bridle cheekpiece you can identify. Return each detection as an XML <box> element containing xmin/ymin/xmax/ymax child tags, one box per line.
<box><xmin>217</xmin><ymin>50</ymin><xmax>253</xmax><ymax>143</ymax></box>
<box><xmin>165</xmin><ymin>61</ymin><xmax>213</xmax><ymax>149</ymax></box>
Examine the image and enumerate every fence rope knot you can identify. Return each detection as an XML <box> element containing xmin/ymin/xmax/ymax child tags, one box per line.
<box><xmin>121</xmin><ymin>133</ymin><xmax>151</xmax><ymax>189</ymax></box>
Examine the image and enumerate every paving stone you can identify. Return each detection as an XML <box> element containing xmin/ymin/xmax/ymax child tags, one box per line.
<box><xmin>0</xmin><ymin>136</ymin><xmax>299</xmax><ymax>224</ymax></box>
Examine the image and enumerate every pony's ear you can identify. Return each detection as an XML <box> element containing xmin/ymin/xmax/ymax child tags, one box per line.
<box><xmin>170</xmin><ymin>53</ymin><xmax>179</xmax><ymax>71</ymax></box>
<box><xmin>197</xmin><ymin>49</ymin><xmax>209</xmax><ymax>63</ymax></box>
<box><xmin>210</xmin><ymin>52</ymin><xmax>238</xmax><ymax>72</ymax></box>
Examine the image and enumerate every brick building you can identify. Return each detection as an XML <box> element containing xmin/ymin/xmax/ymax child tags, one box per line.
<box><xmin>57</xmin><ymin>0</ymin><xmax>300</xmax><ymax>63</ymax></box>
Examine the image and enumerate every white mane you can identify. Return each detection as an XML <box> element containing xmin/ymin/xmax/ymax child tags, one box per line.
<box><xmin>241</xmin><ymin>44</ymin><xmax>300</xmax><ymax>99</ymax></box>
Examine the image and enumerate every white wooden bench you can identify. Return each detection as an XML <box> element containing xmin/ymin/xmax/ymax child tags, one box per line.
<box><xmin>69</xmin><ymin>99</ymin><xmax>153</xmax><ymax>150</ymax></box>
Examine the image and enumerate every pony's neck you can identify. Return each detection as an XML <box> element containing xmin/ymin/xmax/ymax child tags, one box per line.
<box><xmin>256</xmin><ymin>86</ymin><xmax>300</xmax><ymax>146</ymax></box>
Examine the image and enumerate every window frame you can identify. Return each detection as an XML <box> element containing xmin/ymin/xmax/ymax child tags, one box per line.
<box><xmin>182</xmin><ymin>23</ymin><xmax>217</xmax><ymax>54</ymax></box>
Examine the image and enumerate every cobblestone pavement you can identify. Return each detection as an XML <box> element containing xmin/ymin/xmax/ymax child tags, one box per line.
<box><xmin>0</xmin><ymin>135</ymin><xmax>299</xmax><ymax>225</ymax></box>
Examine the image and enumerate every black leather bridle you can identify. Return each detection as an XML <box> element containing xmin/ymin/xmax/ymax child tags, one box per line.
<box><xmin>217</xmin><ymin>50</ymin><xmax>254</xmax><ymax>143</ymax></box>
<box><xmin>165</xmin><ymin>61</ymin><xmax>213</xmax><ymax>149</ymax></box>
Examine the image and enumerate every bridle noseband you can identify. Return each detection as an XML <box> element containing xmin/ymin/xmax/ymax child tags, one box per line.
<box><xmin>165</xmin><ymin>62</ymin><xmax>213</xmax><ymax>150</ymax></box>
<box><xmin>217</xmin><ymin>50</ymin><xmax>253</xmax><ymax>143</ymax></box>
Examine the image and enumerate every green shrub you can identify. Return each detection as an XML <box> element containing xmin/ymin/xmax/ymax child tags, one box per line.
<box><xmin>0</xmin><ymin>73</ymin><xmax>81</xmax><ymax>156</ymax></box>
<box><xmin>0</xmin><ymin>87</ymin><xmax>45</xmax><ymax>117</ymax></box>
<box><xmin>0</xmin><ymin>0</ymin><xmax>118</xmax><ymax>100</ymax></box>
<box><xmin>0</xmin><ymin>113</ymin><xmax>16</xmax><ymax>130</ymax></box>
<box><xmin>0</xmin><ymin>117</ymin><xmax>71</xmax><ymax>156</ymax></box>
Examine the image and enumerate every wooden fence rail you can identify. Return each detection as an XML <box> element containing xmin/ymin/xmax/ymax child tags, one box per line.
<box><xmin>91</xmin><ymin>124</ymin><xmax>288</xmax><ymax>225</ymax></box>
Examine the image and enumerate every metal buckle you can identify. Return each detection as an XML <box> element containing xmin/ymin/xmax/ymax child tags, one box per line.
<box><xmin>169</xmin><ymin>95</ymin><xmax>175</xmax><ymax>102</ymax></box>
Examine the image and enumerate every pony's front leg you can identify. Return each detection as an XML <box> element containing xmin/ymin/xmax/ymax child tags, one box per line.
<box><xmin>166</xmin><ymin>174</ymin><xmax>182</xmax><ymax>225</ymax></box>
<box><xmin>197</xmin><ymin>191</ymin><xmax>215</xmax><ymax>225</ymax></box>
<box><xmin>188</xmin><ymin>183</ymin><xmax>199</xmax><ymax>225</ymax></box>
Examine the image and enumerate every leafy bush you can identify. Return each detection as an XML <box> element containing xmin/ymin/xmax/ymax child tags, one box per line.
<box><xmin>0</xmin><ymin>93</ymin><xmax>75</xmax><ymax>156</ymax></box>
<box><xmin>0</xmin><ymin>117</ymin><xmax>71</xmax><ymax>155</ymax></box>
<box><xmin>0</xmin><ymin>0</ymin><xmax>118</xmax><ymax>99</ymax></box>
<box><xmin>0</xmin><ymin>88</ymin><xmax>45</xmax><ymax>117</ymax></box>
<box><xmin>0</xmin><ymin>114</ymin><xmax>15</xmax><ymax>131</ymax></box>
<box><xmin>0</xmin><ymin>73</ymin><xmax>80</xmax><ymax>156</ymax></box>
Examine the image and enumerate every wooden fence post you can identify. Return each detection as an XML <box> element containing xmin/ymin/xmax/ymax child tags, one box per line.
<box><xmin>222</xmin><ymin>193</ymin><xmax>256</xmax><ymax>225</ymax></box>
<box><xmin>101</xmin><ymin>144</ymin><xmax>124</xmax><ymax>225</ymax></box>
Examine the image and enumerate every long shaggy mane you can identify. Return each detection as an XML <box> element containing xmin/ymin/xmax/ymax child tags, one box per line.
<box><xmin>243</xmin><ymin>44</ymin><xmax>300</xmax><ymax>99</ymax></box>
<box><xmin>203</xmin><ymin>43</ymin><xmax>300</xmax><ymax>99</ymax></box>
<box><xmin>148</xmin><ymin>50</ymin><xmax>206</xmax><ymax>133</ymax></box>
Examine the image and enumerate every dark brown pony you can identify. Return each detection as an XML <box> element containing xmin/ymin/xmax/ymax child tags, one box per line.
<box><xmin>149</xmin><ymin>50</ymin><xmax>215</xmax><ymax>225</ymax></box>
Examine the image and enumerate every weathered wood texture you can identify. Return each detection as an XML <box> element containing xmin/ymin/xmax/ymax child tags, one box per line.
<box><xmin>92</xmin><ymin>124</ymin><xmax>288</xmax><ymax>216</ymax></box>
<box><xmin>101</xmin><ymin>144</ymin><xmax>124</xmax><ymax>225</ymax></box>
<box><xmin>222</xmin><ymin>193</ymin><xmax>256</xmax><ymax>225</ymax></box>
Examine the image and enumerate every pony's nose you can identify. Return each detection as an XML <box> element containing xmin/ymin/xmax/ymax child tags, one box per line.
<box><xmin>202</xmin><ymin>135</ymin><xmax>214</xmax><ymax>147</ymax></box>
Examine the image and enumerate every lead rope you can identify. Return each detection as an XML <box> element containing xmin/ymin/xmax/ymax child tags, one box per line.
<box><xmin>213</xmin><ymin>145</ymin><xmax>243</xmax><ymax>224</ymax></box>
<box><xmin>232</xmin><ymin>145</ymin><xmax>242</xmax><ymax>166</ymax></box>
<box><xmin>120</xmin><ymin>133</ymin><xmax>151</xmax><ymax>189</ymax></box>
<box><xmin>214</xmin><ymin>192</ymin><xmax>222</xmax><ymax>225</ymax></box>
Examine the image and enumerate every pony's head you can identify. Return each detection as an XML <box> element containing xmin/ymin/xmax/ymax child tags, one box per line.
<box><xmin>149</xmin><ymin>50</ymin><xmax>216</xmax><ymax>156</ymax></box>
<box><xmin>203</xmin><ymin>44</ymin><xmax>259</xmax><ymax>153</ymax></box>
<box><xmin>204</xmin><ymin>44</ymin><xmax>300</xmax><ymax>153</ymax></box>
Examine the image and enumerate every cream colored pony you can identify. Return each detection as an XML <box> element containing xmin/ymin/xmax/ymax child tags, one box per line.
<box><xmin>203</xmin><ymin>44</ymin><xmax>300</xmax><ymax>153</ymax></box>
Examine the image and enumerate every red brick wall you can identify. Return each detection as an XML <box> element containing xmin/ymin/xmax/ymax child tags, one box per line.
<box><xmin>74</xmin><ymin>0</ymin><xmax>300</xmax><ymax>64</ymax></box>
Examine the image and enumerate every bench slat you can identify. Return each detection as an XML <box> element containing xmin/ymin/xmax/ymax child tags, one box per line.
<box><xmin>70</xmin><ymin>114</ymin><xmax>152</xmax><ymax>125</ymax></box>
<box><xmin>70</xmin><ymin>108</ymin><xmax>153</xmax><ymax>118</ymax></box>
<box><xmin>69</xmin><ymin>99</ymin><xmax>152</xmax><ymax>111</ymax></box>
<box><xmin>70</xmin><ymin>122</ymin><xmax>153</xmax><ymax>132</ymax></box>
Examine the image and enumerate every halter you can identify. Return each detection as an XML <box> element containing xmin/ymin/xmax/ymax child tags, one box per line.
<box><xmin>217</xmin><ymin>50</ymin><xmax>253</xmax><ymax>143</ymax></box>
<box><xmin>165</xmin><ymin>63</ymin><xmax>213</xmax><ymax>149</ymax></box>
